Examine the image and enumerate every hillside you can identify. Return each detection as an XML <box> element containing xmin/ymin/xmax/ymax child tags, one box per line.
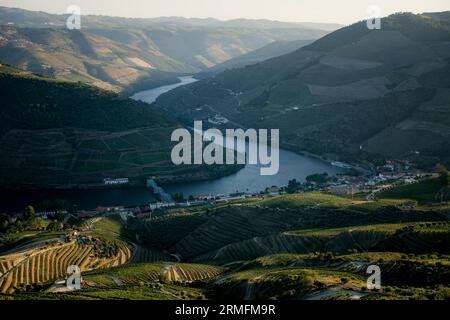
<box><xmin>0</xmin><ymin>6</ymin><xmax>330</xmax><ymax>92</ymax></box>
<box><xmin>199</xmin><ymin>39</ymin><xmax>313</xmax><ymax>77</ymax></box>
<box><xmin>0</xmin><ymin>65</ymin><xmax>239</xmax><ymax>188</ymax></box>
<box><xmin>2</xmin><ymin>190</ymin><xmax>448</xmax><ymax>300</ymax></box>
<box><xmin>155</xmin><ymin>12</ymin><xmax>450</xmax><ymax>167</ymax></box>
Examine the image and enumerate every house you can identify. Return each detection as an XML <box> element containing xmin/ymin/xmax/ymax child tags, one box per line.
<box><xmin>149</xmin><ymin>202</ymin><xmax>176</xmax><ymax>210</ymax></box>
<box><xmin>195</xmin><ymin>194</ymin><xmax>215</xmax><ymax>201</ymax></box>
<box><xmin>96</xmin><ymin>206</ymin><xmax>125</xmax><ymax>213</ymax></box>
<box><xmin>104</xmin><ymin>178</ymin><xmax>129</xmax><ymax>185</ymax></box>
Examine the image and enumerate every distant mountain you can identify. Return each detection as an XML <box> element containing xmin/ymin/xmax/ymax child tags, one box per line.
<box><xmin>423</xmin><ymin>11</ymin><xmax>450</xmax><ymax>23</ymax></box>
<box><xmin>0</xmin><ymin>64</ymin><xmax>238</xmax><ymax>188</ymax></box>
<box><xmin>0</xmin><ymin>7</ymin><xmax>331</xmax><ymax>92</ymax></box>
<box><xmin>200</xmin><ymin>19</ymin><xmax>343</xmax><ymax>31</ymax></box>
<box><xmin>155</xmin><ymin>12</ymin><xmax>450</xmax><ymax>167</ymax></box>
<box><xmin>199</xmin><ymin>39</ymin><xmax>313</xmax><ymax>77</ymax></box>
<box><xmin>0</xmin><ymin>7</ymin><xmax>342</xmax><ymax>31</ymax></box>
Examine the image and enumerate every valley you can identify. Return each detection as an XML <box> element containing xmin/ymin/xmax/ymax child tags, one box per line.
<box><xmin>155</xmin><ymin>12</ymin><xmax>450</xmax><ymax>168</ymax></box>
<box><xmin>0</xmin><ymin>4</ymin><xmax>449</xmax><ymax>303</ymax></box>
<box><xmin>0</xmin><ymin>6</ymin><xmax>331</xmax><ymax>93</ymax></box>
<box><xmin>0</xmin><ymin>65</ymin><xmax>241</xmax><ymax>189</ymax></box>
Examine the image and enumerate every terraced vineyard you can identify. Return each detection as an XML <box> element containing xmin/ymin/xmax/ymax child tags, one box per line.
<box><xmin>174</xmin><ymin>207</ymin><xmax>305</xmax><ymax>258</ymax></box>
<box><xmin>196</xmin><ymin>231</ymin><xmax>387</xmax><ymax>263</ymax></box>
<box><xmin>0</xmin><ymin>216</ymin><xmax>136</xmax><ymax>293</ymax></box>
<box><xmin>0</xmin><ymin>241</ymin><xmax>132</xmax><ymax>293</ymax></box>
<box><xmin>84</xmin><ymin>262</ymin><xmax>225</xmax><ymax>288</ymax></box>
<box><xmin>169</xmin><ymin>204</ymin><xmax>448</xmax><ymax>260</ymax></box>
<box><xmin>130</xmin><ymin>245</ymin><xmax>175</xmax><ymax>264</ymax></box>
<box><xmin>161</xmin><ymin>264</ymin><xmax>225</xmax><ymax>283</ymax></box>
<box><xmin>1</xmin><ymin>193</ymin><xmax>449</xmax><ymax>300</ymax></box>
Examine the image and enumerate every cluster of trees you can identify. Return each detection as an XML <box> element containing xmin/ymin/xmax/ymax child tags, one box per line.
<box><xmin>282</xmin><ymin>173</ymin><xmax>337</xmax><ymax>194</ymax></box>
<box><xmin>0</xmin><ymin>205</ymin><xmax>37</xmax><ymax>234</ymax></box>
<box><xmin>306</xmin><ymin>172</ymin><xmax>330</xmax><ymax>184</ymax></box>
<box><xmin>0</xmin><ymin>205</ymin><xmax>66</xmax><ymax>237</ymax></box>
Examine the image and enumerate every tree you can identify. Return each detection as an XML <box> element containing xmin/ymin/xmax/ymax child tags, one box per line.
<box><xmin>47</xmin><ymin>221</ymin><xmax>64</xmax><ymax>231</ymax></box>
<box><xmin>27</xmin><ymin>218</ymin><xmax>47</xmax><ymax>231</ymax></box>
<box><xmin>24</xmin><ymin>205</ymin><xmax>35</xmax><ymax>220</ymax></box>
<box><xmin>438</xmin><ymin>169</ymin><xmax>449</xmax><ymax>186</ymax></box>
<box><xmin>286</xmin><ymin>179</ymin><xmax>300</xmax><ymax>194</ymax></box>
<box><xmin>54</xmin><ymin>211</ymin><xmax>66</xmax><ymax>222</ymax></box>
<box><xmin>0</xmin><ymin>213</ymin><xmax>9</xmax><ymax>231</ymax></box>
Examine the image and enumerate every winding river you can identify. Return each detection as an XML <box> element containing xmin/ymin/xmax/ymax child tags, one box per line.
<box><xmin>1</xmin><ymin>76</ymin><xmax>342</xmax><ymax>211</ymax></box>
<box><xmin>132</xmin><ymin>76</ymin><xmax>343</xmax><ymax>196</ymax></box>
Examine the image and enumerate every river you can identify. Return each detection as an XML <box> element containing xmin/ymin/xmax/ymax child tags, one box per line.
<box><xmin>131</xmin><ymin>76</ymin><xmax>199</xmax><ymax>104</ymax></box>
<box><xmin>0</xmin><ymin>76</ymin><xmax>343</xmax><ymax>212</ymax></box>
<box><xmin>131</xmin><ymin>76</ymin><xmax>343</xmax><ymax>196</ymax></box>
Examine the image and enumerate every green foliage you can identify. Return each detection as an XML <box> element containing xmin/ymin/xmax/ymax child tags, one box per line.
<box><xmin>306</xmin><ymin>172</ymin><xmax>329</xmax><ymax>184</ymax></box>
<box><xmin>46</xmin><ymin>221</ymin><xmax>64</xmax><ymax>231</ymax></box>
<box><xmin>286</xmin><ymin>179</ymin><xmax>301</xmax><ymax>194</ymax></box>
<box><xmin>0</xmin><ymin>71</ymin><xmax>175</xmax><ymax>133</ymax></box>
<box><xmin>23</xmin><ymin>205</ymin><xmax>35</xmax><ymax>220</ymax></box>
<box><xmin>259</xmin><ymin>192</ymin><xmax>354</xmax><ymax>208</ymax></box>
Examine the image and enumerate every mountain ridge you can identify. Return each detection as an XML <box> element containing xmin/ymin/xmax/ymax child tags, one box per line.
<box><xmin>0</xmin><ymin>6</ymin><xmax>331</xmax><ymax>92</ymax></box>
<box><xmin>155</xmin><ymin>12</ymin><xmax>450</xmax><ymax>168</ymax></box>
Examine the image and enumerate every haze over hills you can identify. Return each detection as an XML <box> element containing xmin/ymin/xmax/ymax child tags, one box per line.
<box><xmin>0</xmin><ymin>6</ymin><xmax>343</xmax><ymax>30</ymax></box>
<box><xmin>156</xmin><ymin>12</ymin><xmax>450</xmax><ymax>168</ymax></box>
<box><xmin>0</xmin><ymin>6</ymin><xmax>332</xmax><ymax>92</ymax></box>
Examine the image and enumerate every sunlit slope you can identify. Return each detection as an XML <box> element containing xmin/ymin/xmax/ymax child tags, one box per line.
<box><xmin>0</xmin><ymin>241</ymin><xmax>132</xmax><ymax>293</ymax></box>
<box><xmin>0</xmin><ymin>6</ymin><xmax>329</xmax><ymax>92</ymax></box>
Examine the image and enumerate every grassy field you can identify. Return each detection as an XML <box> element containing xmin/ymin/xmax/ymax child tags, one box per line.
<box><xmin>258</xmin><ymin>192</ymin><xmax>358</xmax><ymax>208</ymax></box>
<box><xmin>90</xmin><ymin>216</ymin><xmax>124</xmax><ymax>241</ymax></box>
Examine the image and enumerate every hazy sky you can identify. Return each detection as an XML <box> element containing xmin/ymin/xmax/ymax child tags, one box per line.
<box><xmin>1</xmin><ymin>0</ymin><xmax>449</xmax><ymax>24</ymax></box>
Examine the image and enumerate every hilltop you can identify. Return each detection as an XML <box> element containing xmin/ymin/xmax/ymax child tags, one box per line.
<box><xmin>155</xmin><ymin>12</ymin><xmax>450</xmax><ymax>168</ymax></box>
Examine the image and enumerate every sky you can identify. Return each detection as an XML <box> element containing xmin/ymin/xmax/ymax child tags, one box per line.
<box><xmin>0</xmin><ymin>0</ymin><xmax>449</xmax><ymax>24</ymax></box>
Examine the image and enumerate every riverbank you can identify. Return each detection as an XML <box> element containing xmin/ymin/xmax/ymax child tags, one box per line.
<box><xmin>0</xmin><ymin>78</ymin><xmax>346</xmax><ymax>211</ymax></box>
